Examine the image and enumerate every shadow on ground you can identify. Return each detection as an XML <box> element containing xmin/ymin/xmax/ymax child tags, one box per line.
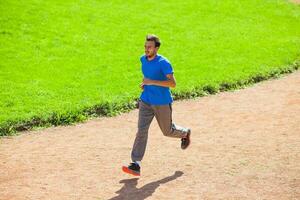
<box><xmin>108</xmin><ymin>171</ymin><xmax>184</xmax><ymax>200</ymax></box>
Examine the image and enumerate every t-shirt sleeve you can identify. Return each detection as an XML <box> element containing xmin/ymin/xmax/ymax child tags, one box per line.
<box><xmin>161</xmin><ymin>60</ymin><xmax>174</xmax><ymax>76</ymax></box>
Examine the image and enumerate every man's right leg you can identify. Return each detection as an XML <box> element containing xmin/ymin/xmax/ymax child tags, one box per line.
<box><xmin>152</xmin><ymin>104</ymin><xmax>191</xmax><ymax>149</ymax></box>
<box><xmin>123</xmin><ymin>100</ymin><xmax>154</xmax><ymax>176</ymax></box>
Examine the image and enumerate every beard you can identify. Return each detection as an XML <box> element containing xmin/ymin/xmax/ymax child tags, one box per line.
<box><xmin>146</xmin><ymin>52</ymin><xmax>156</xmax><ymax>59</ymax></box>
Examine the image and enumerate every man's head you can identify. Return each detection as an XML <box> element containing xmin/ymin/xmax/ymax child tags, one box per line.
<box><xmin>144</xmin><ymin>34</ymin><xmax>160</xmax><ymax>59</ymax></box>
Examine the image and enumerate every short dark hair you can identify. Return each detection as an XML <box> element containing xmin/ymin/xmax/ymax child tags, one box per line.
<box><xmin>146</xmin><ymin>34</ymin><xmax>161</xmax><ymax>47</ymax></box>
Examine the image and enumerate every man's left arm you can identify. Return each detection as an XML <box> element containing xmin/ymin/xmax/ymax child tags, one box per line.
<box><xmin>143</xmin><ymin>74</ymin><xmax>176</xmax><ymax>88</ymax></box>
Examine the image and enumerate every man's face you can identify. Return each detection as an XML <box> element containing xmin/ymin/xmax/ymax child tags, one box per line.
<box><xmin>144</xmin><ymin>41</ymin><xmax>158</xmax><ymax>58</ymax></box>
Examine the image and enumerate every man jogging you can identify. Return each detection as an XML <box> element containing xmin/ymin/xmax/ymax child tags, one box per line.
<box><xmin>122</xmin><ymin>34</ymin><xmax>191</xmax><ymax>176</ymax></box>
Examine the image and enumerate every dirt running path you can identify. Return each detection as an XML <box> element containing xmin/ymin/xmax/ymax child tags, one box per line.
<box><xmin>1</xmin><ymin>71</ymin><xmax>300</xmax><ymax>200</ymax></box>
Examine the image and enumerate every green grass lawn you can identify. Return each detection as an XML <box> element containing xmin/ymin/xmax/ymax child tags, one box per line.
<box><xmin>1</xmin><ymin>0</ymin><xmax>299</xmax><ymax>135</ymax></box>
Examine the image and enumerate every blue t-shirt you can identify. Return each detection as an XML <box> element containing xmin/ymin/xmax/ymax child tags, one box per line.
<box><xmin>140</xmin><ymin>54</ymin><xmax>174</xmax><ymax>105</ymax></box>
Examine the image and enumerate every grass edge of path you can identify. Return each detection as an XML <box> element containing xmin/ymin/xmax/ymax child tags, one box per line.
<box><xmin>1</xmin><ymin>60</ymin><xmax>299</xmax><ymax>137</ymax></box>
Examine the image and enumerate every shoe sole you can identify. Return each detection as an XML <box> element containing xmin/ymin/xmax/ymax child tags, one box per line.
<box><xmin>122</xmin><ymin>166</ymin><xmax>140</xmax><ymax>176</ymax></box>
<box><xmin>181</xmin><ymin>131</ymin><xmax>191</xmax><ymax>150</ymax></box>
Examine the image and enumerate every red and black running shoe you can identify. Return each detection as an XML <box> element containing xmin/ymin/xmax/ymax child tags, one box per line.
<box><xmin>122</xmin><ymin>162</ymin><xmax>140</xmax><ymax>176</ymax></box>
